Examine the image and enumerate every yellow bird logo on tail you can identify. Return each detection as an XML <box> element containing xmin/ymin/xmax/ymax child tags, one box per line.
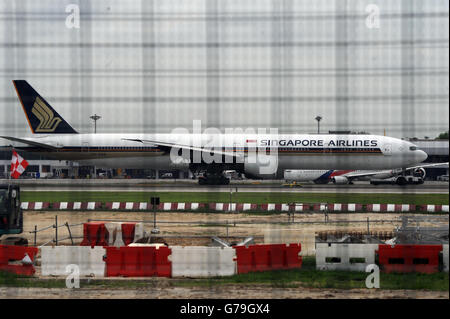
<box><xmin>31</xmin><ymin>97</ymin><xmax>62</xmax><ymax>132</ymax></box>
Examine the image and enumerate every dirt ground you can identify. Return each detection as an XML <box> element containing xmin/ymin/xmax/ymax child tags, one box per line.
<box><xmin>20</xmin><ymin>210</ymin><xmax>433</xmax><ymax>246</ymax></box>
<box><xmin>1</xmin><ymin>286</ymin><xmax>448</xmax><ymax>299</ymax></box>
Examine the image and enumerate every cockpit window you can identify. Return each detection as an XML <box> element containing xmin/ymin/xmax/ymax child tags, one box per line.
<box><xmin>409</xmin><ymin>146</ymin><xmax>418</xmax><ymax>151</ymax></box>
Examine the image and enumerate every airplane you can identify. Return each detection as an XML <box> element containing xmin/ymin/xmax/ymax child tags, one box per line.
<box><xmin>284</xmin><ymin>162</ymin><xmax>449</xmax><ymax>186</ymax></box>
<box><xmin>1</xmin><ymin>80</ymin><xmax>429</xmax><ymax>185</ymax></box>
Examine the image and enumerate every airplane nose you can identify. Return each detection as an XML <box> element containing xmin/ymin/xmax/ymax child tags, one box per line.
<box><xmin>418</xmin><ymin>150</ymin><xmax>428</xmax><ymax>162</ymax></box>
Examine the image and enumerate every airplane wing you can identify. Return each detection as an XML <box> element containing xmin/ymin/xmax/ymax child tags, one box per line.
<box><xmin>0</xmin><ymin>136</ymin><xmax>60</xmax><ymax>150</ymax></box>
<box><xmin>122</xmin><ymin>138</ymin><xmax>243</xmax><ymax>159</ymax></box>
<box><xmin>404</xmin><ymin>162</ymin><xmax>449</xmax><ymax>170</ymax></box>
<box><xmin>344</xmin><ymin>162</ymin><xmax>449</xmax><ymax>180</ymax></box>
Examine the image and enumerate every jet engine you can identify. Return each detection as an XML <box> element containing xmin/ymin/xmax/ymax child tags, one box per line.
<box><xmin>413</xmin><ymin>167</ymin><xmax>426</xmax><ymax>178</ymax></box>
<box><xmin>331</xmin><ymin>176</ymin><xmax>350</xmax><ymax>184</ymax></box>
<box><xmin>243</xmin><ymin>154</ymin><xmax>279</xmax><ymax>179</ymax></box>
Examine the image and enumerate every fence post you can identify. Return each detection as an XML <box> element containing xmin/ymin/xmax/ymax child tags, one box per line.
<box><xmin>66</xmin><ymin>222</ymin><xmax>74</xmax><ymax>245</ymax></box>
<box><xmin>34</xmin><ymin>225</ymin><xmax>37</xmax><ymax>246</ymax></box>
<box><xmin>55</xmin><ymin>215</ymin><xmax>58</xmax><ymax>246</ymax></box>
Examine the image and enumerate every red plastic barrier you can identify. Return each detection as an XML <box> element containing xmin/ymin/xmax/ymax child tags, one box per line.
<box><xmin>104</xmin><ymin>246</ymin><xmax>172</xmax><ymax>277</ymax></box>
<box><xmin>121</xmin><ymin>223</ymin><xmax>137</xmax><ymax>246</ymax></box>
<box><xmin>377</xmin><ymin>244</ymin><xmax>443</xmax><ymax>273</ymax></box>
<box><xmin>80</xmin><ymin>222</ymin><xmax>109</xmax><ymax>247</ymax></box>
<box><xmin>0</xmin><ymin>245</ymin><xmax>39</xmax><ymax>276</ymax></box>
<box><xmin>234</xmin><ymin>244</ymin><xmax>302</xmax><ymax>274</ymax></box>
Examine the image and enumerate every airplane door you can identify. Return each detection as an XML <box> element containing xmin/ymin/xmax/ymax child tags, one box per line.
<box><xmin>82</xmin><ymin>142</ymin><xmax>89</xmax><ymax>153</ymax></box>
<box><xmin>382</xmin><ymin>143</ymin><xmax>392</xmax><ymax>155</ymax></box>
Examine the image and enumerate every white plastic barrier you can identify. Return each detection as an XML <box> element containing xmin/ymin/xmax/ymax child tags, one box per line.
<box><xmin>443</xmin><ymin>244</ymin><xmax>449</xmax><ymax>273</ymax></box>
<box><xmin>41</xmin><ymin>246</ymin><xmax>106</xmax><ymax>277</ymax></box>
<box><xmin>264</xmin><ymin>228</ymin><xmax>315</xmax><ymax>256</ymax></box>
<box><xmin>315</xmin><ymin>243</ymin><xmax>379</xmax><ymax>272</ymax></box>
<box><xmin>170</xmin><ymin>246</ymin><xmax>237</xmax><ymax>277</ymax></box>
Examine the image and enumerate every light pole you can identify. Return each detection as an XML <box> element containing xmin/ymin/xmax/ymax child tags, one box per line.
<box><xmin>315</xmin><ymin>116</ymin><xmax>322</xmax><ymax>134</ymax></box>
<box><xmin>90</xmin><ymin>114</ymin><xmax>101</xmax><ymax>134</ymax></box>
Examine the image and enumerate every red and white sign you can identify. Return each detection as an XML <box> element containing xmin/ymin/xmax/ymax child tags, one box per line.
<box><xmin>10</xmin><ymin>150</ymin><xmax>29</xmax><ymax>179</ymax></box>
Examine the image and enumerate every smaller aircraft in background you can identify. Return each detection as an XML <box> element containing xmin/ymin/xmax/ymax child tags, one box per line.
<box><xmin>283</xmin><ymin>162</ymin><xmax>449</xmax><ymax>186</ymax></box>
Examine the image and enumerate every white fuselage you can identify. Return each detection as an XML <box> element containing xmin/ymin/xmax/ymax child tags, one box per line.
<box><xmin>13</xmin><ymin>133</ymin><xmax>427</xmax><ymax>175</ymax></box>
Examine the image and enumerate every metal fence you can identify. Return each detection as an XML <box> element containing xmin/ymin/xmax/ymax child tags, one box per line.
<box><xmin>29</xmin><ymin>215</ymin><xmax>83</xmax><ymax>247</ymax></box>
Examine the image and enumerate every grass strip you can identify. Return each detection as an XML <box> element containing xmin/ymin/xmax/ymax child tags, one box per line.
<box><xmin>1</xmin><ymin>257</ymin><xmax>448</xmax><ymax>291</ymax></box>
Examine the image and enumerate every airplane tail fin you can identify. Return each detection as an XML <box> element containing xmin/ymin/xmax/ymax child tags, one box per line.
<box><xmin>12</xmin><ymin>80</ymin><xmax>78</xmax><ymax>134</ymax></box>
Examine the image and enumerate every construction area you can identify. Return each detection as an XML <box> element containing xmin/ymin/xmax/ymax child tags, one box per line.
<box><xmin>1</xmin><ymin>197</ymin><xmax>449</xmax><ymax>299</ymax></box>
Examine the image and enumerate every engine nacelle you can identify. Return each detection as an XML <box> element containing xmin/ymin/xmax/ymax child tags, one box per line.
<box><xmin>413</xmin><ymin>167</ymin><xmax>426</xmax><ymax>178</ymax></box>
<box><xmin>331</xmin><ymin>176</ymin><xmax>350</xmax><ymax>184</ymax></box>
<box><xmin>244</xmin><ymin>154</ymin><xmax>279</xmax><ymax>179</ymax></box>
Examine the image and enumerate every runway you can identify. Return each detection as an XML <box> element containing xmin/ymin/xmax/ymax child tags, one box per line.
<box><xmin>7</xmin><ymin>180</ymin><xmax>448</xmax><ymax>194</ymax></box>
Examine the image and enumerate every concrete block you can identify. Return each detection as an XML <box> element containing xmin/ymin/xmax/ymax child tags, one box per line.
<box><xmin>171</xmin><ymin>246</ymin><xmax>237</xmax><ymax>277</ymax></box>
<box><xmin>315</xmin><ymin>243</ymin><xmax>379</xmax><ymax>272</ymax></box>
<box><xmin>41</xmin><ymin>246</ymin><xmax>106</xmax><ymax>277</ymax></box>
<box><xmin>104</xmin><ymin>222</ymin><xmax>125</xmax><ymax>247</ymax></box>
